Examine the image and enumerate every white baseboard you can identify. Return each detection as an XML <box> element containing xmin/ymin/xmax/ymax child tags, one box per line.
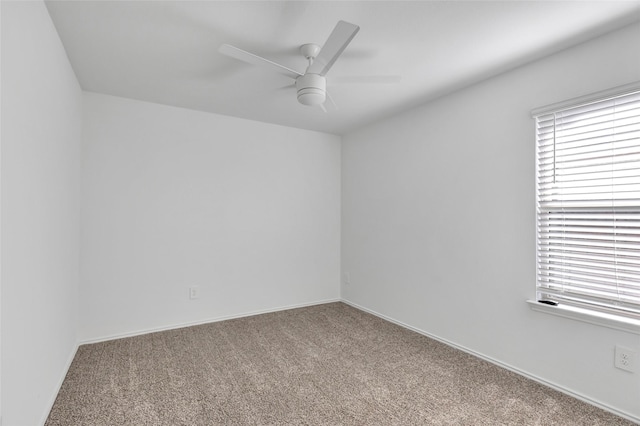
<box><xmin>340</xmin><ymin>299</ymin><xmax>640</xmax><ymax>425</ymax></box>
<box><xmin>80</xmin><ymin>298</ymin><xmax>341</xmax><ymax>345</ymax></box>
<box><xmin>39</xmin><ymin>342</ymin><xmax>79</xmax><ymax>426</ymax></box>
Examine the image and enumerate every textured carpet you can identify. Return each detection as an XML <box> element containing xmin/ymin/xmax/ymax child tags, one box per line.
<box><xmin>46</xmin><ymin>302</ymin><xmax>635</xmax><ymax>425</ymax></box>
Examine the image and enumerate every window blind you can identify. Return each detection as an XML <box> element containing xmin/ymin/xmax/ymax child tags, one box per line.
<box><xmin>535</xmin><ymin>88</ymin><xmax>640</xmax><ymax>319</ymax></box>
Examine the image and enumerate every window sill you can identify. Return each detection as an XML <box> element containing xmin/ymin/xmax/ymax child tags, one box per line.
<box><xmin>527</xmin><ymin>300</ymin><xmax>640</xmax><ymax>335</ymax></box>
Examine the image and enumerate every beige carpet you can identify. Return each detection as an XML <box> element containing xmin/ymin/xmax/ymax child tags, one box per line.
<box><xmin>46</xmin><ymin>302</ymin><xmax>635</xmax><ymax>425</ymax></box>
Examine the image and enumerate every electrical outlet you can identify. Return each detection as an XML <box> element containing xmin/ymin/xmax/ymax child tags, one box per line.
<box><xmin>344</xmin><ymin>272</ymin><xmax>351</xmax><ymax>285</ymax></box>
<box><xmin>189</xmin><ymin>286</ymin><xmax>200</xmax><ymax>300</ymax></box>
<box><xmin>614</xmin><ymin>345</ymin><xmax>636</xmax><ymax>373</ymax></box>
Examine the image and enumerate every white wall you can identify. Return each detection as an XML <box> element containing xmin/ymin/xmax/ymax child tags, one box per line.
<box><xmin>1</xmin><ymin>2</ymin><xmax>3</xmax><ymax>421</ymax></box>
<box><xmin>1</xmin><ymin>2</ymin><xmax>3</xmax><ymax>422</ymax></box>
<box><xmin>80</xmin><ymin>93</ymin><xmax>341</xmax><ymax>342</ymax></box>
<box><xmin>1</xmin><ymin>2</ymin><xmax>83</xmax><ymax>425</ymax></box>
<box><xmin>342</xmin><ymin>22</ymin><xmax>640</xmax><ymax>421</ymax></box>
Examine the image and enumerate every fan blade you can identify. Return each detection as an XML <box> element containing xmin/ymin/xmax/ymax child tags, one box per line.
<box><xmin>307</xmin><ymin>20</ymin><xmax>360</xmax><ymax>76</ymax></box>
<box><xmin>326</xmin><ymin>91</ymin><xmax>338</xmax><ymax>111</ymax></box>
<box><xmin>332</xmin><ymin>75</ymin><xmax>402</xmax><ymax>84</ymax></box>
<box><xmin>218</xmin><ymin>44</ymin><xmax>303</xmax><ymax>80</ymax></box>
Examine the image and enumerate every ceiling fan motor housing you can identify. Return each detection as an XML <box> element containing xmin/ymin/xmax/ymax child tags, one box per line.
<box><xmin>296</xmin><ymin>74</ymin><xmax>326</xmax><ymax>106</ymax></box>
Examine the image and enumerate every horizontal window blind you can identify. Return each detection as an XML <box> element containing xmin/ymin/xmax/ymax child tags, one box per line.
<box><xmin>535</xmin><ymin>88</ymin><xmax>640</xmax><ymax>319</ymax></box>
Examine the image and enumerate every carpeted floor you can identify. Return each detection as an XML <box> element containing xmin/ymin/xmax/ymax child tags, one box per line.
<box><xmin>46</xmin><ymin>302</ymin><xmax>635</xmax><ymax>425</ymax></box>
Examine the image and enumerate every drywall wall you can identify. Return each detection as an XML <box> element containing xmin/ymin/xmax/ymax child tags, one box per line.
<box><xmin>1</xmin><ymin>2</ymin><xmax>3</xmax><ymax>423</ymax></box>
<box><xmin>1</xmin><ymin>1</ymin><xmax>83</xmax><ymax>425</ymax></box>
<box><xmin>342</xmin><ymin>22</ymin><xmax>640</xmax><ymax>421</ymax></box>
<box><xmin>1</xmin><ymin>2</ymin><xmax>3</xmax><ymax>422</ymax></box>
<box><xmin>80</xmin><ymin>93</ymin><xmax>341</xmax><ymax>342</ymax></box>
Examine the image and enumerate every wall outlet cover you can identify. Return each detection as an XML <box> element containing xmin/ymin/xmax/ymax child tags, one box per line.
<box><xmin>189</xmin><ymin>286</ymin><xmax>200</xmax><ymax>300</ymax></box>
<box><xmin>614</xmin><ymin>345</ymin><xmax>636</xmax><ymax>373</ymax></box>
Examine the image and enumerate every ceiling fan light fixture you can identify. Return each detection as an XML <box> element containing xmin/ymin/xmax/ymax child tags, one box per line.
<box><xmin>296</xmin><ymin>74</ymin><xmax>326</xmax><ymax>106</ymax></box>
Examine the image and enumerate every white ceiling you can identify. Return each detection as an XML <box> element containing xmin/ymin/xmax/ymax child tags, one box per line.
<box><xmin>45</xmin><ymin>1</ymin><xmax>640</xmax><ymax>135</ymax></box>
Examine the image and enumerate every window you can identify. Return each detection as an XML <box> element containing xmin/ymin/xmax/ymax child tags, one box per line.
<box><xmin>533</xmin><ymin>84</ymin><xmax>640</xmax><ymax>323</ymax></box>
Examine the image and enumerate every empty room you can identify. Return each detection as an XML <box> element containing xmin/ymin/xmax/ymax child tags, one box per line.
<box><xmin>2</xmin><ymin>1</ymin><xmax>640</xmax><ymax>424</ymax></box>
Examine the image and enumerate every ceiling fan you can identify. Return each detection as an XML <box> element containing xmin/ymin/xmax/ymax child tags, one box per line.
<box><xmin>219</xmin><ymin>20</ymin><xmax>360</xmax><ymax>110</ymax></box>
